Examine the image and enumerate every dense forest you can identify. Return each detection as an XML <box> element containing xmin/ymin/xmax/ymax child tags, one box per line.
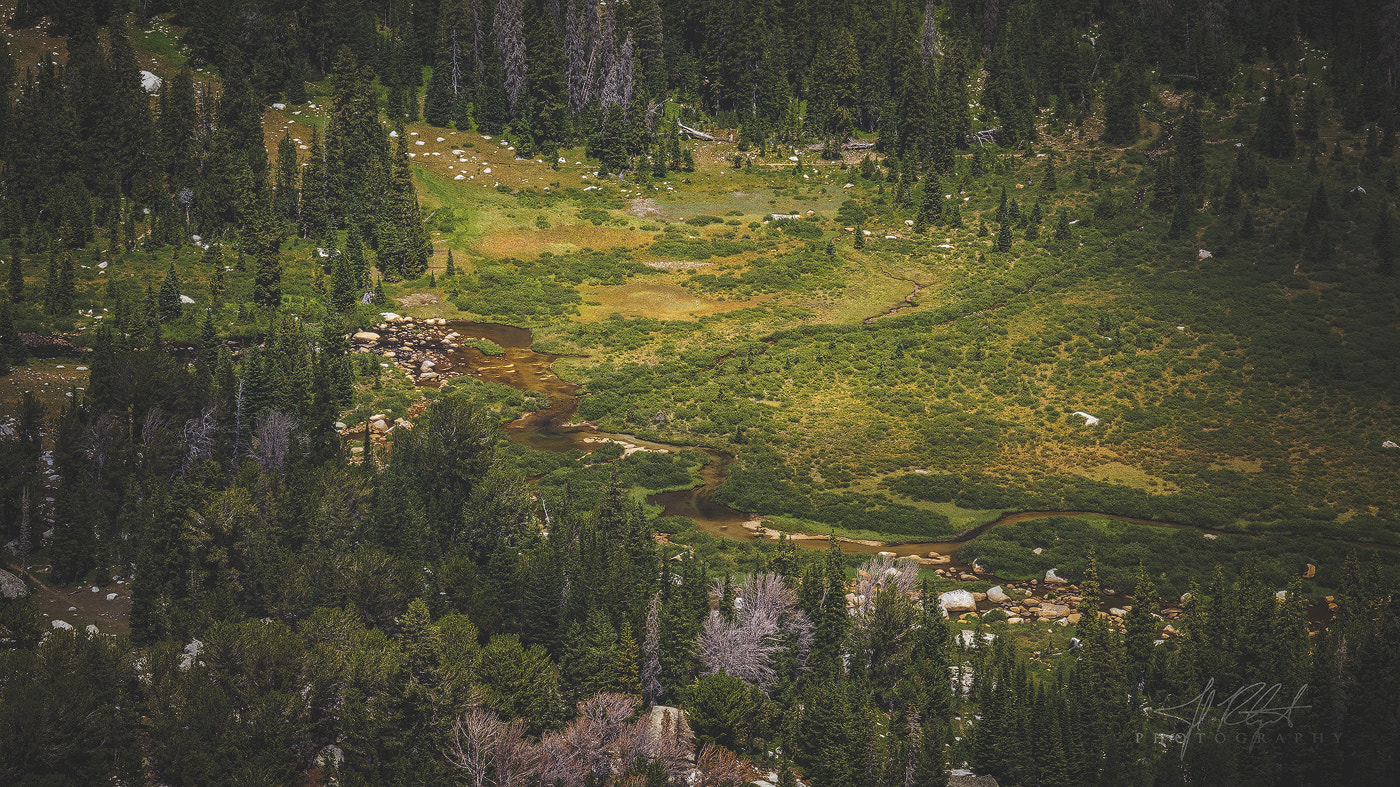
<box><xmin>2</xmin><ymin>0</ymin><xmax>1399</xmax><ymax>785</ymax></box>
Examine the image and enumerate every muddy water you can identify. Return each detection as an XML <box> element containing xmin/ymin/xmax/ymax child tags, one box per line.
<box><xmin>439</xmin><ymin>322</ymin><xmax>753</xmax><ymax>527</ymax></box>
<box><xmin>438</xmin><ymin>322</ymin><xmax>1400</xmax><ymax>567</ymax></box>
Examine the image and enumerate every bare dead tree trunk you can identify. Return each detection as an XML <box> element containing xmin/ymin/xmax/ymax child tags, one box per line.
<box><xmin>564</xmin><ymin>0</ymin><xmax>597</xmax><ymax>113</ymax></box>
<box><xmin>922</xmin><ymin>0</ymin><xmax>941</xmax><ymax>62</ymax></box>
<box><xmin>18</xmin><ymin>484</ymin><xmax>31</xmax><ymax>562</ymax></box>
<box><xmin>495</xmin><ymin>0</ymin><xmax>526</xmax><ymax>113</ymax></box>
<box><xmin>445</xmin><ymin>708</ymin><xmax>503</xmax><ymax>787</ymax></box>
<box><xmin>642</xmin><ymin>593</ymin><xmax>662</xmax><ymax>705</ymax></box>
<box><xmin>981</xmin><ymin>0</ymin><xmax>998</xmax><ymax>59</ymax></box>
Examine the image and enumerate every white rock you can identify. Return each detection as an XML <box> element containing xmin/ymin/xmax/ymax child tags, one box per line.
<box><xmin>986</xmin><ymin>585</ymin><xmax>1010</xmax><ymax>603</ymax></box>
<box><xmin>179</xmin><ymin>295</ymin><xmax>195</xmax><ymax>304</ymax></box>
<box><xmin>52</xmin><ymin>619</ymin><xmax>73</xmax><ymax>630</ymax></box>
<box><xmin>1072</xmin><ymin>411</ymin><xmax>1100</xmax><ymax>426</ymax></box>
<box><xmin>455</xmin><ymin>174</ymin><xmax>466</xmax><ymax>180</ymax></box>
<box><xmin>1203</xmin><ymin>533</ymin><xmax>1218</xmax><ymax>540</ymax></box>
<box><xmin>97</xmin><ymin>261</ymin><xmax>107</xmax><ymax>269</ymax></box>
<box><xmin>272</xmin><ymin>102</ymin><xmax>286</xmax><ymax>110</ymax></box>
<box><xmin>1275</xmin><ymin>590</ymin><xmax>1289</xmax><ymax>601</ymax></box>
<box><xmin>415</xmin><ymin>140</ymin><xmax>425</xmax><ymax>146</ymax></box>
<box><xmin>353</xmin><ymin>331</ymin><xmax>381</xmax><ymax>342</ymax></box>
<box><xmin>1110</xmin><ymin>607</ymin><xmax>1128</xmax><ymax>617</ymax></box>
<box><xmin>1383</xmin><ymin>441</ymin><xmax>1399</xmax><ymax>449</ymax></box>
<box><xmin>904</xmin><ymin>219</ymin><xmax>915</xmax><ymax>226</ymax></box>
<box><xmin>436</xmin><ymin>137</ymin><xmax>445</xmax><ymax>142</ymax></box>
<box><xmin>389</xmin><ymin>130</ymin><xmax>398</xmax><ymax>137</ymax></box>
<box><xmin>1045</xmin><ymin>568</ymin><xmax>1067</xmax><ymax>584</ymax></box>
<box><xmin>86</xmin><ymin>624</ymin><xmax>100</xmax><ymax>634</ymax></box>
<box><xmin>1032</xmin><ymin>547</ymin><xmax>1043</xmax><ymax>554</ymax></box>
<box><xmin>107</xmin><ymin>592</ymin><xmax>119</xmax><ymax>601</ymax></box>
<box><xmin>140</xmin><ymin>70</ymin><xmax>162</xmax><ymax>92</ymax></box>
<box><xmin>1197</xmin><ymin>249</ymin><xmax>1213</xmax><ymax>259</ymax></box>
<box><xmin>939</xmin><ymin>589</ymin><xmax>977</xmax><ymax>613</ymax></box>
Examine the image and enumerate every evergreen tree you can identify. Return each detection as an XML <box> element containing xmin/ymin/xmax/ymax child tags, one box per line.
<box><xmin>158</xmin><ymin>263</ymin><xmax>182</xmax><ymax>321</ymax></box>
<box><xmin>854</xmin><ymin>224</ymin><xmax>865</xmax><ymax>249</ymax></box>
<box><xmin>1303</xmin><ymin>181</ymin><xmax>1331</xmax><ymax>235</ymax></box>
<box><xmin>1168</xmin><ymin>188</ymin><xmax>1193</xmax><ymax>239</ymax></box>
<box><xmin>993</xmin><ymin>218</ymin><xmax>1014</xmax><ymax>252</ymax></box>
<box><xmin>1254</xmin><ymin>80</ymin><xmax>1296</xmax><ymax>159</ymax></box>
<box><xmin>1041</xmin><ymin>157</ymin><xmax>1058</xmax><ymax>191</ymax></box>
<box><xmin>444</xmin><ymin>249</ymin><xmax>457</xmax><ymax>277</ymax></box>
<box><xmin>274</xmin><ymin>133</ymin><xmax>300</xmax><ymax>225</ymax></box>
<box><xmin>1376</xmin><ymin>205</ymin><xmax>1394</xmax><ymax>275</ymax></box>
<box><xmin>1055</xmin><ymin>207</ymin><xmax>1072</xmax><ymax>241</ymax></box>
<box><xmin>1177</xmin><ymin>100</ymin><xmax>1205</xmax><ymax>192</ymax></box>
<box><xmin>7</xmin><ymin>248</ymin><xmax>23</xmax><ymax>303</ymax></box>
<box><xmin>299</xmin><ymin>127</ymin><xmax>332</xmax><ymax>239</ymax></box>
<box><xmin>376</xmin><ymin>135</ymin><xmax>431</xmax><ymax>281</ymax></box>
<box><xmin>947</xmin><ymin>199</ymin><xmax>964</xmax><ymax>229</ymax></box>
<box><xmin>42</xmin><ymin>254</ymin><xmax>59</xmax><ymax>315</ymax></box>
<box><xmin>56</xmin><ymin>253</ymin><xmax>74</xmax><ymax>314</ymax></box>
<box><xmin>519</xmin><ymin>2</ymin><xmax>569</xmax><ymax>159</ymax></box>
<box><xmin>917</xmin><ymin>170</ymin><xmax>943</xmax><ymax>231</ymax></box>
<box><xmin>1102</xmin><ymin>66</ymin><xmax>1140</xmax><ymax>144</ymax></box>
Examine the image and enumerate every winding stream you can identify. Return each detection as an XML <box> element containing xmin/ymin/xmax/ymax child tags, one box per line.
<box><xmin>435</xmin><ymin>322</ymin><xmax>1400</xmax><ymax>564</ymax></box>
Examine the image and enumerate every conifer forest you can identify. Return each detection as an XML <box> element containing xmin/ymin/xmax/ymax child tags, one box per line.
<box><xmin>3</xmin><ymin>0</ymin><xmax>1400</xmax><ymax>785</ymax></box>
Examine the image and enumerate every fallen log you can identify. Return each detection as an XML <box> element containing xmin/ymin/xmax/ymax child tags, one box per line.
<box><xmin>676</xmin><ymin>123</ymin><xmax>718</xmax><ymax>141</ymax></box>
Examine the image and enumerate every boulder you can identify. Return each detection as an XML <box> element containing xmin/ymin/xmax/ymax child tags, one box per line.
<box><xmin>106</xmin><ymin>593</ymin><xmax>118</xmax><ymax>601</ymax></box>
<box><xmin>938</xmin><ymin>590</ymin><xmax>977</xmax><ymax>614</ymax></box>
<box><xmin>353</xmin><ymin>331</ymin><xmax>381</xmax><ymax>342</ymax></box>
<box><xmin>959</xmin><ymin>573</ymin><xmax>979</xmax><ymax>582</ymax></box>
<box><xmin>1032</xmin><ymin>547</ymin><xmax>1044</xmax><ymax>555</ymax></box>
<box><xmin>86</xmin><ymin>624</ymin><xmax>100</xmax><ymax>634</ymax></box>
<box><xmin>971</xmin><ymin>592</ymin><xmax>987</xmax><ymax>602</ymax></box>
<box><xmin>986</xmin><ymin>585</ymin><xmax>1011</xmax><ymax>603</ymax></box>
<box><xmin>0</xmin><ymin>568</ymin><xmax>26</xmax><ymax>599</ymax></box>
<box><xmin>371</xmin><ymin>419</ymin><xmax>389</xmax><ymax>433</ymax></box>
<box><xmin>1045</xmin><ymin>568</ymin><xmax>1067</xmax><ymax>584</ymax></box>
<box><xmin>179</xmin><ymin>294</ymin><xmax>196</xmax><ymax>304</ymax></box>
<box><xmin>1038</xmin><ymin>603</ymin><xmax>1071</xmax><ymax>618</ymax></box>
<box><xmin>1021</xmin><ymin>598</ymin><xmax>1040</xmax><ymax>607</ymax></box>
<box><xmin>1304</xmin><ymin>563</ymin><xmax>1316</xmax><ymax>578</ymax></box>
<box><xmin>1275</xmin><ymin>590</ymin><xmax>1289</xmax><ymax>601</ymax></box>
<box><xmin>1383</xmin><ymin>440</ymin><xmax>1399</xmax><ymax>449</ymax></box>
<box><xmin>1109</xmin><ymin>607</ymin><xmax>1128</xmax><ymax>617</ymax></box>
<box><xmin>52</xmin><ymin>619</ymin><xmax>73</xmax><ymax>630</ymax></box>
<box><xmin>1072</xmin><ymin>411</ymin><xmax>1100</xmax><ymax>426</ymax></box>
<box><xmin>1006</xmin><ymin>616</ymin><xmax>1023</xmax><ymax>624</ymax></box>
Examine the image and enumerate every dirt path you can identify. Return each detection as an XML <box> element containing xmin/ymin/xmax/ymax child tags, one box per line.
<box><xmin>14</xmin><ymin>564</ymin><xmax>132</xmax><ymax>636</ymax></box>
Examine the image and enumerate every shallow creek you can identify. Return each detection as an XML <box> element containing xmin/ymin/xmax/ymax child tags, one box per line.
<box><xmin>434</xmin><ymin>322</ymin><xmax>1398</xmax><ymax>573</ymax></box>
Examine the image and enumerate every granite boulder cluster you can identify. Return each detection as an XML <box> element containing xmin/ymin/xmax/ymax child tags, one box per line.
<box><xmin>350</xmin><ymin>314</ymin><xmax>465</xmax><ymax>384</ymax></box>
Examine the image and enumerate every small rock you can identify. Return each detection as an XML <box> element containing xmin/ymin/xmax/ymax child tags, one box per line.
<box><xmin>86</xmin><ymin>624</ymin><xmax>100</xmax><ymax>634</ymax></box>
<box><xmin>1275</xmin><ymin>590</ymin><xmax>1289</xmax><ymax>601</ymax></box>
<box><xmin>353</xmin><ymin>331</ymin><xmax>381</xmax><ymax>342</ymax></box>
<box><xmin>1110</xmin><ymin>607</ymin><xmax>1128</xmax><ymax>617</ymax></box>
<box><xmin>986</xmin><ymin>585</ymin><xmax>1010</xmax><ymax>603</ymax></box>
<box><xmin>1304</xmin><ymin>563</ymin><xmax>1316</xmax><ymax>578</ymax></box>
<box><xmin>1032</xmin><ymin>547</ymin><xmax>1044</xmax><ymax>555</ymax></box>
<box><xmin>52</xmin><ymin>620</ymin><xmax>74</xmax><ymax>630</ymax></box>
<box><xmin>1045</xmin><ymin>568</ymin><xmax>1067</xmax><ymax>584</ymax></box>
<box><xmin>959</xmin><ymin>573</ymin><xmax>979</xmax><ymax>582</ymax></box>
<box><xmin>371</xmin><ymin>419</ymin><xmax>389</xmax><ymax>433</ymax></box>
<box><xmin>106</xmin><ymin>593</ymin><xmax>118</xmax><ymax>601</ymax></box>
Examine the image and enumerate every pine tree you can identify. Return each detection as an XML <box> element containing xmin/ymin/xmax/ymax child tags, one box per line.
<box><xmin>157</xmin><ymin>262</ymin><xmax>181</xmax><ymax>321</ymax></box>
<box><xmin>299</xmin><ymin>127</ymin><xmax>332</xmax><ymax>239</ymax></box>
<box><xmin>1102</xmin><ymin>66</ymin><xmax>1140</xmax><ymax>144</ymax></box>
<box><xmin>331</xmin><ymin>251</ymin><xmax>357</xmax><ymax>313</ymax></box>
<box><xmin>1177</xmin><ymin>100</ymin><xmax>1205</xmax><ymax>192</ymax></box>
<box><xmin>42</xmin><ymin>254</ymin><xmax>59</xmax><ymax>315</ymax></box>
<box><xmin>917</xmin><ymin>170</ymin><xmax>943</xmax><ymax>231</ymax></box>
<box><xmin>56</xmin><ymin>253</ymin><xmax>74</xmax><ymax>314</ymax></box>
<box><xmin>1376</xmin><ymin>205</ymin><xmax>1394</xmax><ymax>275</ymax></box>
<box><xmin>7</xmin><ymin>250</ymin><xmax>23</xmax><ymax>303</ymax></box>
<box><xmin>274</xmin><ymin>133</ymin><xmax>300</xmax><ymax>225</ymax></box>
<box><xmin>1055</xmin><ymin>207</ymin><xmax>1071</xmax><ymax>241</ymax></box>
<box><xmin>444</xmin><ymin>249</ymin><xmax>457</xmax><ymax>277</ymax></box>
<box><xmin>1041</xmin><ymin>157</ymin><xmax>1058</xmax><ymax>191</ymax></box>
<box><xmin>1303</xmin><ymin>181</ymin><xmax>1331</xmax><ymax>235</ymax></box>
<box><xmin>994</xmin><ymin>217</ymin><xmax>1014</xmax><ymax>252</ymax></box>
<box><xmin>1168</xmin><ymin>188</ymin><xmax>1193</xmax><ymax>239</ymax></box>
<box><xmin>377</xmin><ymin>135</ymin><xmax>431</xmax><ymax>280</ymax></box>
<box><xmin>854</xmin><ymin>224</ymin><xmax>865</xmax><ymax>249</ymax></box>
<box><xmin>948</xmin><ymin>200</ymin><xmax>964</xmax><ymax>229</ymax></box>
